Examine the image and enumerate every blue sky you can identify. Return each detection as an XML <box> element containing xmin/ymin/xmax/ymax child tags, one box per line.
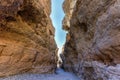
<box><xmin>50</xmin><ymin>0</ymin><xmax>66</xmax><ymax>48</ymax></box>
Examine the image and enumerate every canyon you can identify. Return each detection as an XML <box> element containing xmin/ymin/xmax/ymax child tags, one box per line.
<box><xmin>0</xmin><ymin>0</ymin><xmax>120</xmax><ymax>80</ymax></box>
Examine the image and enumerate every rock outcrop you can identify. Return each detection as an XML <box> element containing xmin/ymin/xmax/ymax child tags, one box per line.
<box><xmin>62</xmin><ymin>0</ymin><xmax>77</xmax><ymax>31</ymax></box>
<box><xmin>0</xmin><ymin>0</ymin><xmax>57</xmax><ymax>77</ymax></box>
<box><xmin>62</xmin><ymin>0</ymin><xmax>120</xmax><ymax>80</ymax></box>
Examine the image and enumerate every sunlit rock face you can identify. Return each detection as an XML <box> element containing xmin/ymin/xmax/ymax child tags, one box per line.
<box><xmin>62</xmin><ymin>0</ymin><xmax>120</xmax><ymax>80</ymax></box>
<box><xmin>62</xmin><ymin>0</ymin><xmax>77</xmax><ymax>31</ymax></box>
<box><xmin>0</xmin><ymin>0</ymin><xmax>57</xmax><ymax>77</ymax></box>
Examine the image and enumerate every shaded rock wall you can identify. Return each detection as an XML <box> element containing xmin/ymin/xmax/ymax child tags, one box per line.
<box><xmin>0</xmin><ymin>0</ymin><xmax>57</xmax><ymax>77</ymax></box>
<box><xmin>62</xmin><ymin>0</ymin><xmax>120</xmax><ymax>80</ymax></box>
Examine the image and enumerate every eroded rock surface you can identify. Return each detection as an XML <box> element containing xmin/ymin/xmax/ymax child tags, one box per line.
<box><xmin>62</xmin><ymin>0</ymin><xmax>120</xmax><ymax>80</ymax></box>
<box><xmin>0</xmin><ymin>0</ymin><xmax>57</xmax><ymax>77</ymax></box>
<box><xmin>62</xmin><ymin>0</ymin><xmax>77</xmax><ymax>31</ymax></box>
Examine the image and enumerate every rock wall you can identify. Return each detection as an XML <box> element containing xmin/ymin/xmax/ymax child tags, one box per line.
<box><xmin>62</xmin><ymin>0</ymin><xmax>120</xmax><ymax>80</ymax></box>
<box><xmin>62</xmin><ymin>0</ymin><xmax>77</xmax><ymax>31</ymax></box>
<box><xmin>0</xmin><ymin>0</ymin><xmax>57</xmax><ymax>77</ymax></box>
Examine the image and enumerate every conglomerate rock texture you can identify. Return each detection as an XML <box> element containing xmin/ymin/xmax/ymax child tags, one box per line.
<box><xmin>0</xmin><ymin>0</ymin><xmax>57</xmax><ymax>77</ymax></box>
<box><xmin>62</xmin><ymin>0</ymin><xmax>120</xmax><ymax>80</ymax></box>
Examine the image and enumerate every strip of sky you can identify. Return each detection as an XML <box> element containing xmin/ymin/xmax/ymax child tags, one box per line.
<box><xmin>50</xmin><ymin>0</ymin><xmax>66</xmax><ymax>49</ymax></box>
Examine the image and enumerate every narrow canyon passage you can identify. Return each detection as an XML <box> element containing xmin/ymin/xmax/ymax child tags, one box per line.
<box><xmin>50</xmin><ymin>0</ymin><xmax>67</xmax><ymax>68</ymax></box>
<box><xmin>50</xmin><ymin>0</ymin><xmax>67</xmax><ymax>69</ymax></box>
<box><xmin>0</xmin><ymin>0</ymin><xmax>79</xmax><ymax>80</ymax></box>
<box><xmin>0</xmin><ymin>0</ymin><xmax>120</xmax><ymax>80</ymax></box>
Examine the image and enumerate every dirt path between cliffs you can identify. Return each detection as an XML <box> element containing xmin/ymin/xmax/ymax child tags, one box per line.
<box><xmin>0</xmin><ymin>68</ymin><xmax>80</xmax><ymax>80</ymax></box>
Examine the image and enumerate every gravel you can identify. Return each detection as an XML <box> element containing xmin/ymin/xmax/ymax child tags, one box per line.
<box><xmin>0</xmin><ymin>68</ymin><xmax>80</xmax><ymax>80</ymax></box>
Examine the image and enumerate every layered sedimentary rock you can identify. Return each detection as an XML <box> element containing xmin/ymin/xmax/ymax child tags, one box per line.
<box><xmin>0</xmin><ymin>0</ymin><xmax>57</xmax><ymax>77</ymax></box>
<box><xmin>62</xmin><ymin>0</ymin><xmax>120</xmax><ymax>80</ymax></box>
